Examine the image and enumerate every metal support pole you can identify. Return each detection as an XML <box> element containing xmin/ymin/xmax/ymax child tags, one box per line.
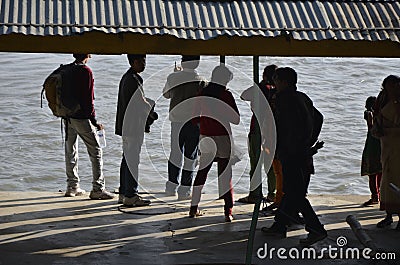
<box><xmin>245</xmin><ymin>55</ymin><xmax>260</xmax><ymax>265</ymax></box>
<box><xmin>253</xmin><ymin>56</ymin><xmax>259</xmax><ymax>84</ymax></box>
<box><xmin>220</xmin><ymin>55</ymin><xmax>225</xmax><ymax>65</ymax></box>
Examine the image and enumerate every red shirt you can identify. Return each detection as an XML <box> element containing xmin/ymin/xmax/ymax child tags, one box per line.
<box><xmin>71</xmin><ymin>63</ymin><xmax>96</xmax><ymax>120</ymax></box>
<box><xmin>195</xmin><ymin>86</ymin><xmax>240</xmax><ymax>136</ymax></box>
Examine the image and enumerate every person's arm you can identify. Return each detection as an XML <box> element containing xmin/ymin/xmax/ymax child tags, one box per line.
<box><xmin>81</xmin><ymin>66</ymin><xmax>103</xmax><ymax>129</ymax></box>
<box><xmin>130</xmin><ymin>76</ymin><xmax>152</xmax><ymax>112</ymax></box>
<box><xmin>163</xmin><ymin>80</ymin><xmax>171</xmax><ymax>99</ymax></box>
<box><xmin>365</xmin><ymin>111</ymin><xmax>373</xmax><ymax>128</ymax></box>
<box><xmin>310</xmin><ymin>105</ymin><xmax>323</xmax><ymax>146</ymax></box>
<box><xmin>240</xmin><ymin>85</ymin><xmax>255</xmax><ymax>101</ymax></box>
<box><xmin>225</xmin><ymin>90</ymin><xmax>240</xmax><ymax>125</ymax></box>
<box><xmin>191</xmin><ymin>91</ymin><xmax>202</xmax><ymax>125</ymax></box>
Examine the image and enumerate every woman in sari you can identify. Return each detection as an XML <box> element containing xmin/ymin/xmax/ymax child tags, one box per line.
<box><xmin>361</xmin><ymin>96</ymin><xmax>382</xmax><ymax>206</ymax></box>
<box><xmin>373</xmin><ymin>75</ymin><xmax>400</xmax><ymax>230</ymax></box>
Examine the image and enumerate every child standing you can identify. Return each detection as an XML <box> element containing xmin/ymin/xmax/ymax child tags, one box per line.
<box><xmin>361</xmin><ymin>96</ymin><xmax>382</xmax><ymax>206</ymax></box>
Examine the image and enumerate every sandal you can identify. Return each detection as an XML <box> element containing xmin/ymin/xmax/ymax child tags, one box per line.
<box><xmin>189</xmin><ymin>209</ymin><xmax>204</xmax><ymax>218</ymax></box>
<box><xmin>225</xmin><ymin>215</ymin><xmax>234</xmax><ymax>222</ymax></box>
<box><xmin>237</xmin><ymin>195</ymin><xmax>258</xmax><ymax>204</ymax></box>
<box><xmin>377</xmin><ymin>216</ymin><xmax>393</xmax><ymax>228</ymax></box>
<box><xmin>265</xmin><ymin>195</ymin><xmax>275</xmax><ymax>203</ymax></box>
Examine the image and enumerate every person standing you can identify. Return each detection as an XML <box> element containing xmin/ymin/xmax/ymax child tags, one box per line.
<box><xmin>163</xmin><ymin>55</ymin><xmax>205</xmax><ymax>200</ymax></box>
<box><xmin>189</xmin><ymin>65</ymin><xmax>240</xmax><ymax>222</ymax></box>
<box><xmin>238</xmin><ymin>64</ymin><xmax>277</xmax><ymax>204</ymax></box>
<box><xmin>115</xmin><ymin>54</ymin><xmax>152</xmax><ymax>207</ymax></box>
<box><xmin>64</xmin><ymin>53</ymin><xmax>114</xmax><ymax>200</ymax></box>
<box><xmin>361</xmin><ymin>96</ymin><xmax>382</xmax><ymax>206</ymax></box>
<box><xmin>262</xmin><ymin>67</ymin><xmax>327</xmax><ymax>246</ymax></box>
<box><xmin>373</xmin><ymin>75</ymin><xmax>400</xmax><ymax>230</ymax></box>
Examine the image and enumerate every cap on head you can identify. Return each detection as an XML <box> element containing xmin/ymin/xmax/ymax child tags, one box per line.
<box><xmin>181</xmin><ymin>55</ymin><xmax>200</xmax><ymax>62</ymax></box>
<box><xmin>181</xmin><ymin>55</ymin><xmax>200</xmax><ymax>69</ymax></box>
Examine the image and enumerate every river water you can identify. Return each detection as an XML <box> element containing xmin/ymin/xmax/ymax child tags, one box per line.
<box><xmin>0</xmin><ymin>53</ymin><xmax>397</xmax><ymax>196</ymax></box>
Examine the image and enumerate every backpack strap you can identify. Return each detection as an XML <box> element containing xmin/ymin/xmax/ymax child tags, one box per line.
<box><xmin>62</xmin><ymin>117</ymin><xmax>72</xmax><ymax>143</ymax></box>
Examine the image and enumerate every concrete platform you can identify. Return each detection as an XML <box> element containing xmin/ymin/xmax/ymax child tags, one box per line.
<box><xmin>0</xmin><ymin>192</ymin><xmax>399</xmax><ymax>265</ymax></box>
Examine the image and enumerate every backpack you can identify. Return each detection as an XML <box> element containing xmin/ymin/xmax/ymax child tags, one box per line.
<box><xmin>41</xmin><ymin>63</ymin><xmax>81</xmax><ymax>118</ymax></box>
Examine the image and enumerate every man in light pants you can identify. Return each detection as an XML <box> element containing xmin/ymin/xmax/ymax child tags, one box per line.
<box><xmin>64</xmin><ymin>53</ymin><xmax>114</xmax><ymax>200</ymax></box>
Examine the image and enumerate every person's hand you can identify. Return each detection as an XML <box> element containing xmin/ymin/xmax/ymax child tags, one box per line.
<box><xmin>96</xmin><ymin>123</ymin><xmax>104</xmax><ymax>131</ymax></box>
<box><xmin>174</xmin><ymin>62</ymin><xmax>182</xmax><ymax>72</ymax></box>
<box><xmin>310</xmin><ymin>141</ymin><xmax>324</xmax><ymax>156</ymax></box>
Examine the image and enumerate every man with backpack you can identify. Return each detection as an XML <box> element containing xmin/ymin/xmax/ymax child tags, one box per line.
<box><xmin>63</xmin><ymin>53</ymin><xmax>114</xmax><ymax>199</ymax></box>
<box><xmin>261</xmin><ymin>67</ymin><xmax>327</xmax><ymax>246</ymax></box>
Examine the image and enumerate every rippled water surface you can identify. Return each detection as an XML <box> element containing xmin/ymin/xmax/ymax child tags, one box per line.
<box><xmin>0</xmin><ymin>53</ymin><xmax>398</xmax><ymax>195</ymax></box>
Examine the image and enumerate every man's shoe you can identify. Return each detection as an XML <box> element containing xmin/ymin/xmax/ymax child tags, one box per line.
<box><xmin>261</xmin><ymin>202</ymin><xmax>279</xmax><ymax>212</ymax></box>
<box><xmin>164</xmin><ymin>190</ymin><xmax>177</xmax><ymax>196</ymax></box>
<box><xmin>165</xmin><ymin>181</ymin><xmax>178</xmax><ymax>196</ymax></box>
<box><xmin>377</xmin><ymin>216</ymin><xmax>393</xmax><ymax>228</ymax></box>
<box><xmin>177</xmin><ymin>193</ymin><xmax>192</xmax><ymax>201</ymax></box>
<box><xmin>123</xmin><ymin>195</ymin><xmax>151</xmax><ymax>207</ymax></box>
<box><xmin>65</xmin><ymin>188</ymin><xmax>86</xmax><ymax>197</ymax></box>
<box><xmin>118</xmin><ymin>194</ymin><xmax>124</xmax><ymax>204</ymax></box>
<box><xmin>299</xmin><ymin>232</ymin><xmax>327</xmax><ymax>247</ymax></box>
<box><xmin>363</xmin><ymin>199</ymin><xmax>379</xmax><ymax>207</ymax></box>
<box><xmin>261</xmin><ymin>223</ymin><xmax>287</xmax><ymax>238</ymax></box>
<box><xmin>177</xmin><ymin>185</ymin><xmax>191</xmax><ymax>200</ymax></box>
<box><xmin>89</xmin><ymin>190</ymin><xmax>115</xmax><ymax>200</ymax></box>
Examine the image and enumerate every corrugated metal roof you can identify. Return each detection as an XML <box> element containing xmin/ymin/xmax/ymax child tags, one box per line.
<box><xmin>0</xmin><ymin>0</ymin><xmax>399</xmax><ymax>42</ymax></box>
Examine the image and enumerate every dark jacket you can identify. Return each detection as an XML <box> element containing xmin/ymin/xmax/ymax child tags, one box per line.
<box><xmin>274</xmin><ymin>89</ymin><xmax>315</xmax><ymax>161</ymax></box>
<box><xmin>115</xmin><ymin>68</ymin><xmax>143</xmax><ymax>136</ymax></box>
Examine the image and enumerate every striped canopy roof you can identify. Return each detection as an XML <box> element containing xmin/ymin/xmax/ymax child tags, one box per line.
<box><xmin>0</xmin><ymin>0</ymin><xmax>399</xmax><ymax>56</ymax></box>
